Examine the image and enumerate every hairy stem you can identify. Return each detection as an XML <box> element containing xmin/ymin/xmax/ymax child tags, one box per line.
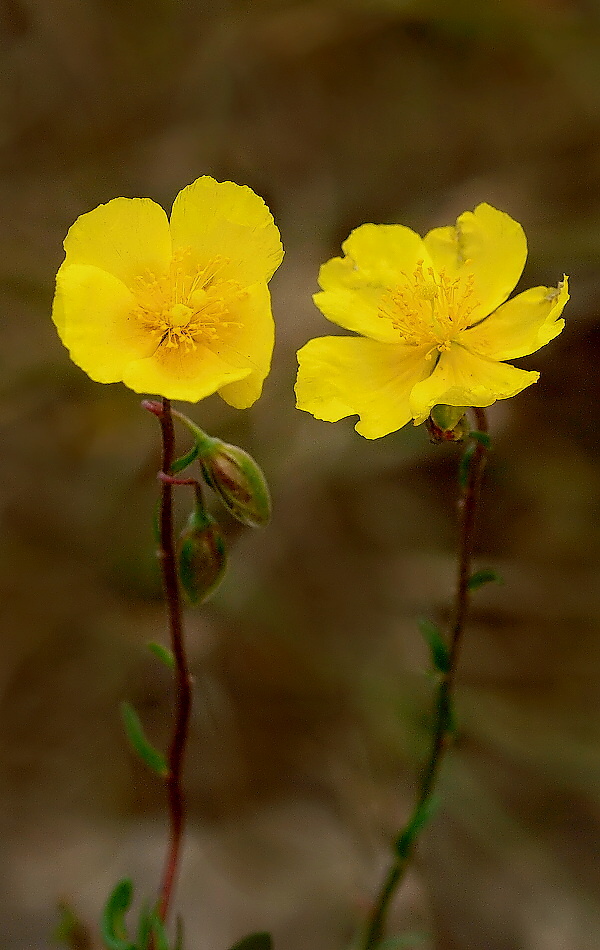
<box><xmin>156</xmin><ymin>396</ymin><xmax>193</xmax><ymax>922</ymax></box>
<box><xmin>360</xmin><ymin>407</ymin><xmax>489</xmax><ymax>950</ymax></box>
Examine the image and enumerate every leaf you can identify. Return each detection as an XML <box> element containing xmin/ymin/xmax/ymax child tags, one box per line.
<box><xmin>228</xmin><ymin>933</ymin><xmax>273</xmax><ymax>950</ymax></box>
<box><xmin>458</xmin><ymin>442</ymin><xmax>476</xmax><ymax>489</ymax></box>
<box><xmin>171</xmin><ymin>443</ymin><xmax>199</xmax><ymax>474</ymax></box>
<box><xmin>121</xmin><ymin>702</ymin><xmax>168</xmax><ymax>777</ymax></box>
<box><xmin>394</xmin><ymin>795</ymin><xmax>440</xmax><ymax>860</ymax></box>
<box><xmin>469</xmin><ymin>429</ymin><xmax>492</xmax><ymax>448</ymax></box>
<box><xmin>417</xmin><ymin>619</ymin><xmax>450</xmax><ymax>674</ymax></box>
<box><xmin>149</xmin><ymin>913</ymin><xmax>171</xmax><ymax>950</ymax></box>
<box><xmin>54</xmin><ymin>902</ymin><xmax>92</xmax><ymax>950</ymax></box>
<box><xmin>147</xmin><ymin>641</ymin><xmax>175</xmax><ymax>671</ymax></box>
<box><xmin>174</xmin><ymin>917</ymin><xmax>185</xmax><ymax>950</ymax></box>
<box><xmin>376</xmin><ymin>933</ymin><xmax>429</xmax><ymax>950</ymax></box>
<box><xmin>467</xmin><ymin>569</ymin><xmax>502</xmax><ymax>591</ymax></box>
<box><xmin>101</xmin><ymin>880</ymin><xmax>136</xmax><ymax>950</ymax></box>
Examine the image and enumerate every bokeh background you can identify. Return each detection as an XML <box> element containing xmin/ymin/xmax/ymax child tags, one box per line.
<box><xmin>1</xmin><ymin>1</ymin><xmax>600</xmax><ymax>948</ymax></box>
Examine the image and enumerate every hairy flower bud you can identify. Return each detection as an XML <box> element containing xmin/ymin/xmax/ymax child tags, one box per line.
<box><xmin>178</xmin><ymin>507</ymin><xmax>227</xmax><ymax>605</ymax></box>
<box><xmin>199</xmin><ymin>440</ymin><xmax>271</xmax><ymax>528</ymax></box>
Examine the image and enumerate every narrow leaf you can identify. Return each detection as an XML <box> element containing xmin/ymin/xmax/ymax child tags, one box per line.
<box><xmin>136</xmin><ymin>903</ymin><xmax>152</xmax><ymax>950</ymax></box>
<box><xmin>171</xmin><ymin>443</ymin><xmax>199</xmax><ymax>474</ymax></box>
<box><xmin>228</xmin><ymin>933</ymin><xmax>273</xmax><ymax>950</ymax></box>
<box><xmin>469</xmin><ymin>429</ymin><xmax>492</xmax><ymax>448</ymax></box>
<box><xmin>121</xmin><ymin>702</ymin><xmax>168</xmax><ymax>777</ymax></box>
<box><xmin>54</xmin><ymin>902</ymin><xmax>92</xmax><ymax>950</ymax></box>
<box><xmin>147</xmin><ymin>641</ymin><xmax>175</xmax><ymax>671</ymax></box>
<box><xmin>394</xmin><ymin>795</ymin><xmax>440</xmax><ymax>859</ymax></box>
<box><xmin>149</xmin><ymin>913</ymin><xmax>170</xmax><ymax>950</ymax></box>
<box><xmin>376</xmin><ymin>933</ymin><xmax>429</xmax><ymax>950</ymax></box>
<box><xmin>458</xmin><ymin>442</ymin><xmax>476</xmax><ymax>489</ymax></box>
<box><xmin>468</xmin><ymin>569</ymin><xmax>502</xmax><ymax>591</ymax></box>
<box><xmin>418</xmin><ymin>619</ymin><xmax>450</xmax><ymax>674</ymax></box>
<box><xmin>101</xmin><ymin>880</ymin><xmax>136</xmax><ymax>950</ymax></box>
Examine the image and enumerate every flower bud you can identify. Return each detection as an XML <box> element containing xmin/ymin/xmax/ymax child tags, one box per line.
<box><xmin>427</xmin><ymin>404</ymin><xmax>469</xmax><ymax>443</ymax></box>
<box><xmin>199</xmin><ymin>440</ymin><xmax>271</xmax><ymax>528</ymax></box>
<box><xmin>178</xmin><ymin>508</ymin><xmax>227</xmax><ymax>605</ymax></box>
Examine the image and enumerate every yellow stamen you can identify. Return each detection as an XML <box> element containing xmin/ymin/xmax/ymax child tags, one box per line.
<box><xmin>379</xmin><ymin>260</ymin><xmax>478</xmax><ymax>351</ymax></box>
<box><xmin>132</xmin><ymin>248</ymin><xmax>243</xmax><ymax>352</ymax></box>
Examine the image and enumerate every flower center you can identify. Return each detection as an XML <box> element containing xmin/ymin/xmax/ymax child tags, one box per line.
<box><xmin>379</xmin><ymin>260</ymin><xmax>478</xmax><ymax>353</ymax></box>
<box><xmin>132</xmin><ymin>249</ymin><xmax>244</xmax><ymax>352</ymax></box>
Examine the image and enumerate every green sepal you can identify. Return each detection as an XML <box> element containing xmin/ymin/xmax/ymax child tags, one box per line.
<box><xmin>468</xmin><ymin>569</ymin><xmax>502</xmax><ymax>591</ymax></box>
<box><xmin>121</xmin><ymin>702</ymin><xmax>168</xmax><ymax>777</ymax></box>
<box><xmin>394</xmin><ymin>795</ymin><xmax>439</xmax><ymax>860</ymax></box>
<box><xmin>147</xmin><ymin>641</ymin><xmax>175</xmax><ymax>671</ymax></box>
<box><xmin>430</xmin><ymin>404</ymin><xmax>468</xmax><ymax>432</ymax></box>
<box><xmin>198</xmin><ymin>442</ymin><xmax>271</xmax><ymax>528</ymax></box>
<box><xmin>171</xmin><ymin>443</ymin><xmax>200</xmax><ymax>475</ymax></box>
<box><xmin>418</xmin><ymin>619</ymin><xmax>450</xmax><ymax>674</ymax></box>
<box><xmin>458</xmin><ymin>442</ymin><xmax>476</xmax><ymax>489</ymax></box>
<box><xmin>101</xmin><ymin>880</ymin><xmax>136</xmax><ymax>950</ymax></box>
<box><xmin>228</xmin><ymin>933</ymin><xmax>273</xmax><ymax>950</ymax></box>
<box><xmin>469</xmin><ymin>429</ymin><xmax>492</xmax><ymax>448</ymax></box>
<box><xmin>178</xmin><ymin>508</ymin><xmax>227</xmax><ymax>605</ymax></box>
<box><xmin>54</xmin><ymin>902</ymin><xmax>90</xmax><ymax>949</ymax></box>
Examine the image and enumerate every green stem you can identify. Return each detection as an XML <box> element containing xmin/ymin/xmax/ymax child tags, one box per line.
<box><xmin>156</xmin><ymin>397</ymin><xmax>193</xmax><ymax>923</ymax></box>
<box><xmin>360</xmin><ymin>407</ymin><xmax>489</xmax><ymax>950</ymax></box>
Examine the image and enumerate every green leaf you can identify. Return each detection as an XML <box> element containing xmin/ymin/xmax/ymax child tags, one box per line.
<box><xmin>171</xmin><ymin>443</ymin><xmax>199</xmax><ymax>474</ymax></box>
<box><xmin>174</xmin><ymin>917</ymin><xmax>185</xmax><ymax>950</ymax></box>
<box><xmin>54</xmin><ymin>902</ymin><xmax>91</xmax><ymax>949</ymax></box>
<box><xmin>458</xmin><ymin>442</ymin><xmax>476</xmax><ymax>489</ymax></box>
<box><xmin>376</xmin><ymin>933</ymin><xmax>429</xmax><ymax>950</ymax></box>
<box><xmin>228</xmin><ymin>933</ymin><xmax>273</xmax><ymax>950</ymax></box>
<box><xmin>468</xmin><ymin>569</ymin><xmax>502</xmax><ymax>591</ymax></box>
<box><xmin>121</xmin><ymin>702</ymin><xmax>168</xmax><ymax>777</ymax></box>
<box><xmin>149</xmin><ymin>913</ymin><xmax>170</xmax><ymax>950</ymax></box>
<box><xmin>394</xmin><ymin>795</ymin><xmax>440</xmax><ymax>860</ymax></box>
<box><xmin>147</xmin><ymin>641</ymin><xmax>175</xmax><ymax>671</ymax></box>
<box><xmin>418</xmin><ymin>619</ymin><xmax>450</xmax><ymax>674</ymax></box>
<box><xmin>101</xmin><ymin>880</ymin><xmax>136</xmax><ymax>950</ymax></box>
<box><xmin>469</xmin><ymin>429</ymin><xmax>492</xmax><ymax>448</ymax></box>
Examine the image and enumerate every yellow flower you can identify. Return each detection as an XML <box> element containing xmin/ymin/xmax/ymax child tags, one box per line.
<box><xmin>296</xmin><ymin>203</ymin><xmax>568</xmax><ymax>439</ymax></box>
<box><xmin>52</xmin><ymin>177</ymin><xmax>283</xmax><ymax>406</ymax></box>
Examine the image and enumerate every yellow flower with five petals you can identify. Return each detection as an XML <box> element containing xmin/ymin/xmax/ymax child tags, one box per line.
<box><xmin>53</xmin><ymin>177</ymin><xmax>283</xmax><ymax>406</ymax></box>
<box><xmin>295</xmin><ymin>203</ymin><xmax>568</xmax><ymax>438</ymax></box>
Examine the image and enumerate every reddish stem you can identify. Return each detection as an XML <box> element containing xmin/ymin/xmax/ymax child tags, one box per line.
<box><xmin>154</xmin><ymin>397</ymin><xmax>193</xmax><ymax>922</ymax></box>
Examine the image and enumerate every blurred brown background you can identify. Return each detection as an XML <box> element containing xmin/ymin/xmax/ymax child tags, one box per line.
<box><xmin>1</xmin><ymin>1</ymin><xmax>600</xmax><ymax>948</ymax></box>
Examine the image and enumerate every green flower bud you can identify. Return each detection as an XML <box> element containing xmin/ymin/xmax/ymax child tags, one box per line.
<box><xmin>427</xmin><ymin>404</ymin><xmax>469</xmax><ymax>443</ymax></box>
<box><xmin>178</xmin><ymin>507</ymin><xmax>227</xmax><ymax>605</ymax></box>
<box><xmin>199</xmin><ymin>441</ymin><xmax>271</xmax><ymax>528</ymax></box>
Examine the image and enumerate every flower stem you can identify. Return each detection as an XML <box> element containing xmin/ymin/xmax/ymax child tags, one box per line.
<box><xmin>156</xmin><ymin>396</ymin><xmax>193</xmax><ymax>922</ymax></box>
<box><xmin>359</xmin><ymin>407</ymin><xmax>489</xmax><ymax>950</ymax></box>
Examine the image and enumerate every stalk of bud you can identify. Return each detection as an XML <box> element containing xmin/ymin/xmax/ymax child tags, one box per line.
<box><xmin>178</xmin><ymin>506</ymin><xmax>227</xmax><ymax>605</ymax></box>
<box><xmin>199</xmin><ymin>440</ymin><xmax>271</xmax><ymax>528</ymax></box>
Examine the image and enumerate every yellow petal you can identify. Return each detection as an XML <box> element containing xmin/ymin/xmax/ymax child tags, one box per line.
<box><xmin>459</xmin><ymin>277</ymin><xmax>569</xmax><ymax>360</ymax></box>
<box><xmin>121</xmin><ymin>342</ymin><xmax>251</xmax><ymax>402</ymax></box>
<box><xmin>62</xmin><ymin>198</ymin><xmax>172</xmax><ymax>291</ymax></box>
<box><xmin>340</xmin><ymin>223</ymin><xmax>430</xmax><ymax>286</ymax></box>
<box><xmin>217</xmin><ymin>283</ymin><xmax>275</xmax><ymax>409</ymax></box>
<box><xmin>409</xmin><ymin>343</ymin><xmax>539</xmax><ymax>425</ymax></box>
<box><xmin>295</xmin><ymin>336</ymin><xmax>432</xmax><ymax>439</ymax></box>
<box><xmin>424</xmin><ymin>203</ymin><xmax>527</xmax><ymax>323</ymax></box>
<box><xmin>169</xmin><ymin>177</ymin><xmax>283</xmax><ymax>286</ymax></box>
<box><xmin>52</xmin><ymin>263</ymin><xmax>155</xmax><ymax>382</ymax></box>
<box><xmin>313</xmin><ymin>283</ymin><xmax>401</xmax><ymax>343</ymax></box>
